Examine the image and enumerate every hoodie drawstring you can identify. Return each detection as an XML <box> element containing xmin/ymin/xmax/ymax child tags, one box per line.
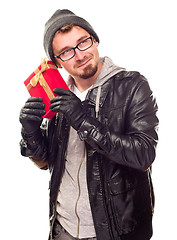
<box><xmin>95</xmin><ymin>85</ymin><xmax>102</xmax><ymax>118</ymax></box>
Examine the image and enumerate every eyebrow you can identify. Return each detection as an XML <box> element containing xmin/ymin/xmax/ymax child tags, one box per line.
<box><xmin>57</xmin><ymin>35</ymin><xmax>89</xmax><ymax>55</ymax></box>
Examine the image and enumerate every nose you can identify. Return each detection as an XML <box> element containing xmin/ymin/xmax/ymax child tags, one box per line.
<box><xmin>74</xmin><ymin>48</ymin><xmax>85</xmax><ymax>61</ymax></box>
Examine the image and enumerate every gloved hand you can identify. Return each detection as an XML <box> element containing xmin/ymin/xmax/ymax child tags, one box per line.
<box><xmin>50</xmin><ymin>88</ymin><xmax>86</xmax><ymax>131</ymax></box>
<box><xmin>19</xmin><ymin>97</ymin><xmax>45</xmax><ymax>134</ymax></box>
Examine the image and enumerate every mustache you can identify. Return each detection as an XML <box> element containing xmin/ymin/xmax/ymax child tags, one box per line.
<box><xmin>74</xmin><ymin>57</ymin><xmax>92</xmax><ymax>68</ymax></box>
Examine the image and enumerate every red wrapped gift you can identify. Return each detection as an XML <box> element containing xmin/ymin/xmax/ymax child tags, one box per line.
<box><xmin>24</xmin><ymin>59</ymin><xmax>69</xmax><ymax>119</ymax></box>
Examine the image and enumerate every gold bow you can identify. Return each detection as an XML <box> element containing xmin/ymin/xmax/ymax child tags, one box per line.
<box><xmin>26</xmin><ymin>59</ymin><xmax>58</xmax><ymax>100</ymax></box>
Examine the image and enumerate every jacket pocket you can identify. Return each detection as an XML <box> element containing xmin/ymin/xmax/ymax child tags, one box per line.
<box><xmin>107</xmin><ymin>169</ymin><xmax>153</xmax><ymax>235</ymax></box>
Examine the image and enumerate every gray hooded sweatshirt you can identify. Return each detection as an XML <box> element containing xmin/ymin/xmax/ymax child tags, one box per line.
<box><xmin>56</xmin><ymin>57</ymin><xmax>125</xmax><ymax>238</ymax></box>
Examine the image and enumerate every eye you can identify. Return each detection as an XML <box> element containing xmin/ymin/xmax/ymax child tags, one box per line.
<box><xmin>61</xmin><ymin>48</ymin><xmax>73</xmax><ymax>57</ymax></box>
<box><xmin>79</xmin><ymin>38</ymin><xmax>89</xmax><ymax>46</ymax></box>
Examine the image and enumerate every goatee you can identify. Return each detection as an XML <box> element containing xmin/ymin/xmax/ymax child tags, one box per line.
<box><xmin>79</xmin><ymin>64</ymin><xmax>98</xmax><ymax>79</ymax></box>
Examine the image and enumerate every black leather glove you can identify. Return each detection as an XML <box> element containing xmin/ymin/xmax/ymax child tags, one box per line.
<box><xmin>19</xmin><ymin>97</ymin><xmax>46</xmax><ymax>135</ymax></box>
<box><xmin>50</xmin><ymin>88</ymin><xmax>86</xmax><ymax>131</ymax></box>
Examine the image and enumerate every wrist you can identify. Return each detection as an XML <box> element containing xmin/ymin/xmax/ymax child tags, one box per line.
<box><xmin>21</xmin><ymin>128</ymin><xmax>43</xmax><ymax>148</ymax></box>
<box><xmin>77</xmin><ymin>115</ymin><xmax>103</xmax><ymax>141</ymax></box>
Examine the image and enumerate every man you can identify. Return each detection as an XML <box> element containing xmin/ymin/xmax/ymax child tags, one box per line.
<box><xmin>19</xmin><ymin>9</ymin><xmax>159</xmax><ymax>240</ymax></box>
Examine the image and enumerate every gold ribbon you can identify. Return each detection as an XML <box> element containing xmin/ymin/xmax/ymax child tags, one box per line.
<box><xmin>26</xmin><ymin>59</ymin><xmax>58</xmax><ymax>100</ymax></box>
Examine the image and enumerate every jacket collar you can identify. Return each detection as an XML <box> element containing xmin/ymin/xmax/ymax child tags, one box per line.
<box><xmin>86</xmin><ymin>79</ymin><xmax>111</xmax><ymax>107</ymax></box>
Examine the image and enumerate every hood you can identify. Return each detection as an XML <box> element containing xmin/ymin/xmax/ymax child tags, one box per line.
<box><xmin>91</xmin><ymin>56</ymin><xmax>125</xmax><ymax>89</ymax></box>
<box><xmin>67</xmin><ymin>56</ymin><xmax>125</xmax><ymax>118</ymax></box>
<box><xmin>90</xmin><ymin>56</ymin><xmax>125</xmax><ymax>118</ymax></box>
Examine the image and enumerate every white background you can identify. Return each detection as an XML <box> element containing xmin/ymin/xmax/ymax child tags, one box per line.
<box><xmin>0</xmin><ymin>0</ymin><xmax>176</xmax><ymax>239</ymax></box>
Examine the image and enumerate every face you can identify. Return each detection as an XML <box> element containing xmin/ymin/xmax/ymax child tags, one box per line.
<box><xmin>52</xmin><ymin>26</ymin><xmax>101</xmax><ymax>80</ymax></box>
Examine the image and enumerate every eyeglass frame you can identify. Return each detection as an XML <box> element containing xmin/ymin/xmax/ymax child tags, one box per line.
<box><xmin>54</xmin><ymin>36</ymin><xmax>94</xmax><ymax>62</ymax></box>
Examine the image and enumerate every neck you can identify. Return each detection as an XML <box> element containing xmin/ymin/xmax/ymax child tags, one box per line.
<box><xmin>73</xmin><ymin>61</ymin><xmax>103</xmax><ymax>92</ymax></box>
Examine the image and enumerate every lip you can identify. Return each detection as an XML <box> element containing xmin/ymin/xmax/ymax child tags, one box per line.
<box><xmin>77</xmin><ymin>58</ymin><xmax>92</xmax><ymax>68</ymax></box>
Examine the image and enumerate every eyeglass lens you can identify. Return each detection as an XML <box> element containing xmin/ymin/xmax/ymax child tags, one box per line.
<box><xmin>56</xmin><ymin>36</ymin><xmax>93</xmax><ymax>61</ymax></box>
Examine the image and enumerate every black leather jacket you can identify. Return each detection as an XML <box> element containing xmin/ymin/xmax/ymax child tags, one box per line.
<box><xmin>20</xmin><ymin>71</ymin><xmax>158</xmax><ymax>240</ymax></box>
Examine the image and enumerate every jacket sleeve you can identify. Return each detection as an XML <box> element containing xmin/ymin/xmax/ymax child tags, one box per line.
<box><xmin>78</xmin><ymin>77</ymin><xmax>159</xmax><ymax>171</ymax></box>
<box><xmin>20</xmin><ymin>120</ymin><xmax>50</xmax><ymax>170</ymax></box>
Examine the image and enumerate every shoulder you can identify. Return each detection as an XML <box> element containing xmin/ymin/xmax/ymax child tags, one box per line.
<box><xmin>108</xmin><ymin>71</ymin><xmax>154</xmax><ymax>106</ymax></box>
<box><xmin>112</xmin><ymin>70</ymin><xmax>150</xmax><ymax>92</ymax></box>
<box><xmin>114</xmin><ymin>70</ymin><xmax>147</xmax><ymax>83</ymax></box>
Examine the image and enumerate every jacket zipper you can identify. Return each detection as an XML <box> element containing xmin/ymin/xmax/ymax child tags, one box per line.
<box><xmin>99</xmin><ymin>159</ymin><xmax>116</xmax><ymax>240</ymax></box>
<box><xmin>50</xmin><ymin>151</ymin><xmax>67</xmax><ymax>240</ymax></box>
<box><xmin>50</xmin><ymin>118</ymin><xmax>69</xmax><ymax>240</ymax></box>
<box><xmin>75</xmin><ymin>147</ymin><xmax>86</xmax><ymax>238</ymax></box>
<box><xmin>49</xmin><ymin>113</ymin><xmax>59</xmax><ymax>154</ymax></box>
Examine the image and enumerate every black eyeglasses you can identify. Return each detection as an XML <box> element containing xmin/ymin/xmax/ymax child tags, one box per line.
<box><xmin>54</xmin><ymin>36</ymin><xmax>93</xmax><ymax>62</ymax></box>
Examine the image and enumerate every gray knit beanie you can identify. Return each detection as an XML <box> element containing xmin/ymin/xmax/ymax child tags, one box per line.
<box><xmin>43</xmin><ymin>9</ymin><xmax>99</xmax><ymax>64</ymax></box>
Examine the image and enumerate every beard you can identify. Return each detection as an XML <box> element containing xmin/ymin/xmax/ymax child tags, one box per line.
<box><xmin>74</xmin><ymin>60</ymin><xmax>98</xmax><ymax>79</ymax></box>
<box><xmin>79</xmin><ymin>64</ymin><xmax>98</xmax><ymax>79</ymax></box>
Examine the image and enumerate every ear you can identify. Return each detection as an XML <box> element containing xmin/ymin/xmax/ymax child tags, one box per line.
<box><xmin>95</xmin><ymin>41</ymin><xmax>99</xmax><ymax>47</ymax></box>
<box><xmin>56</xmin><ymin>62</ymin><xmax>63</xmax><ymax>68</ymax></box>
<box><xmin>93</xmin><ymin>38</ymin><xmax>99</xmax><ymax>47</ymax></box>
